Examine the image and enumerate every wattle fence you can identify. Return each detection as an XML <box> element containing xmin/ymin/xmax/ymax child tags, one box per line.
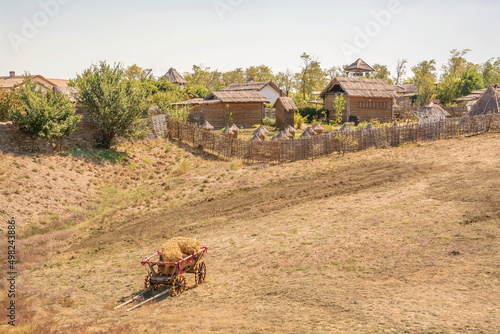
<box><xmin>159</xmin><ymin>114</ymin><xmax>500</xmax><ymax>163</ymax></box>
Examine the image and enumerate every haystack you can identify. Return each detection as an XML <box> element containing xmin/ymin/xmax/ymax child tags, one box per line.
<box><xmin>161</xmin><ymin>240</ymin><xmax>183</xmax><ymax>262</ymax></box>
<box><xmin>170</xmin><ymin>237</ymin><xmax>202</xmax><ymax>255</ymax></box>
<box><xmin>161</xmin><ymin>237</ymin><xmax>202</xmax><ymax>262</ymax></box>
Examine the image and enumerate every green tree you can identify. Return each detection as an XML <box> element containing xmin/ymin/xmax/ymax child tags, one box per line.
<box><xmin>73</xmin><ymin>61</ymin><xmax>149</xmax><ymax>149</ymax></box>
<box><xmin>222</xmin><ymin>68</ymin><xmax>245</xmax><ymax>86</ymax></box>
<box><xmin>244</xmin><ymin>65</ymin><xmax>274</xmax><ymax>82</ymax></box>
<box><xmin>275</xmin><ymin>69</ymin><xmax>295</xmax><ymax>96</ymax></box>
<box><xmin>411</xmin><ymin>60</ymin><xmax>437</xmax><ymax>105</ymax></box>
<box><xmin>0</xmin><ymin>90</ymin><xmax>21</xmax><ymax>122</ymax></box>
<box><xmin>331</xmin><ymin>94</ymin><xmax>346</xmax><ymax>124</ymax></box>
<box><xmin>296</xmin><ymin>53</ymin><xmax>327</xmax><ymax>101</ymax></box>
<box><xmin>372</xmin><ymin>64</ymin><xmax>393</xmax><ymax>84</ymax></box>
<box><xmin>184</xmin><ymin>65</ymin><xmax>224</xmax><ymax>91</ymax></box>
<box><xmin>326</xmin><ymin>66</ymin><xmax>348</xmax><ymax>80</ymax></box>
<box><xmin>482</xmin><ymin>58</ymin><xmax>500</xmax><ymax>85</ymax></box>
<box><xmin>457</xmin><ymin>66</ymin><xmax>485</xmax><ymax>97</ymax></box>
<box><xmin>9</xmin><ymin>76</ymin><xmax>80</xmax><ymax>149</ymax></box>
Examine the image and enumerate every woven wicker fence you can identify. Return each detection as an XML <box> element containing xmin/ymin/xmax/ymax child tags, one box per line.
<box><xmin>164</xmin><ymin>114</ymin><xmax>500</xmax><ymax>163</ymax></box>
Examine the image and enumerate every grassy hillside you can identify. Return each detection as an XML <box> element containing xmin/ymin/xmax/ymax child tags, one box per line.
<box><xmin>0</xmin><ymin>134</ymin><xmax>499</xmax><ymax>333</ymax></box>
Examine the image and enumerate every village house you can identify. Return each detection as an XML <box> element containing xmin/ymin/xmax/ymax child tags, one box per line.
<box><xmin>393</xmin><ymin>83</ymin><xmax>417</xmax><ymax>109</ymax></box>
<box><xmin>453</xmin><ymin>88</ymin><xmax>487</xmax><ymax>112</ymax></box>
<box><xmin>163</xmin><ymin>68</ymin><xmax>188</xmax><ymax>89</ymax></box>
<box><xmin>175</xmin><ymin>90</ymin><xmax>269</xmax><ymax>128</ymax></box>
<box><xmin>320</xmin><ymin>77</ymin><xmax>397</xmax><ymax>122</ymax></box>
<box><xmin>0</xmin><ymin>71</ymin><xmax>69</xmax><ymax>92</ymax></box>
<box><xmin>220</xmin><ymin>81</ymin><xmax>282</xmax><ymax>105</ymax></box>
<box><xmin>344</xmin><ymin>58</ymin><xmax>375</xmax><ymax>77</ymax></box>
<box><xmin>274</xmin><ymin>96</ymin><xmax>298</xmax><ymax>129</ymax></box>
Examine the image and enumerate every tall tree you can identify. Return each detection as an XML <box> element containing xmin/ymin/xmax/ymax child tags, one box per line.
<box><xmin>482</xmin><ymin>58</ymin><xmax>500</xmax><ymax>86</ymax></box>
<box><xmin>411</xmin><ymin>60</ymin><xmax>437</xmax><ymax>106</ymax></box>
<box><xmin>222</xmin><ymin>68</ymin><xmax>245</xmax><ymax>86</ymax></box>
<box><xmin>275</xmin><ymin>69</ymin><xmax>295</xmax><ymax>96</ymax></box>
<box><xmin>372</xmin><ymin>64</ymin><xmax>393</xmax><ymax>83</ymax></box>
<box><xmin>9</xmin><ymin>76</ymin><xmax>80</xmax><ymax>149</ymax></box>
<box><xmin>326</xmin><ymin>66</ymin><xmax>347</xmax><ymax>80</ymax></box>
<box><xmin>184</xmin><ymin>65</ymin><xmax>224</xmax><ymax>91</ymax></box>
<box><xmin>73</xmin><ymin>61</ymin><xmax>149</xmax><ymax>149</ymax></box>
<box><xmin>244</xmin><ymin>65</ymin><xmax>274</xmax><ymax>82</ymax></box>
<box><xmin>296</xmin><ymin>53</ymin><xmax>327</xmax><ymax>101</ymax></box>
<box><xmin>394</xmin><ymin>58</ymin><xmax>408</xmax><ymax>85</ymax></box>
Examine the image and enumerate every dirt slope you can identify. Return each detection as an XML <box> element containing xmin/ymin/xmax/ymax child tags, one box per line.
<box><xmin>1</xmin><ymin>134</ymin><xmax>499</xmax><ymax>333</ymax></box>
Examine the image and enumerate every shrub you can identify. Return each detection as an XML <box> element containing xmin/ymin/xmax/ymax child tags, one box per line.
<box><xmin>262</xmin><ymin>117</ymin><xmax>275</xmax><ymax>128</ymax></box>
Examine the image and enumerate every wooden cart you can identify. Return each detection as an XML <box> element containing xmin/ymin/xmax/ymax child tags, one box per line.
<box><xmin>141</xmin><ymin>246</ymin><xmax>208</xmax><ymax>296</ymax></box>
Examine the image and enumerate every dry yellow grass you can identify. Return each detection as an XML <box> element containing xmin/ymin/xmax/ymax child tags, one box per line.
<box><xmin>0</xmin><ymin>134</ymin><xmax>499</xmax><ymax>333</ymax></box>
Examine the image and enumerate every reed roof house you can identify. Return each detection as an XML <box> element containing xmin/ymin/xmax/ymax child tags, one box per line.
<box><xmin>221</xmin><ymin>81</ymin><xmax>282</xmax><ymax>105</ymax></box>
<box><xmin>320</xmin><ymin>77</ymin><xmax>397</xmax><ymax>122</ymax></box>
<box><xmin>163</xmin><ymin>68</ymin><xmax>188</xmax><ymax>89</ymax></box>
<box><xmin>468</xmin><ymin>85</ymin><xmax>500</xmax><ymax>116</ymax></box>
<box><xmin>175</xmin><ymin>90</ymin><xmax>269</xmax><ymax>128</ymax></box>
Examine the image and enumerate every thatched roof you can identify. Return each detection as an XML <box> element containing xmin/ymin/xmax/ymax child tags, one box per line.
<box><xmin>274</xmin><ymin>96</ymin><xmax>298</xmax><ymax>111</ymax></box>
<box><xmin>163</xmin><ymin>68</ymin><xmax>187</xmax><ymax>85</ymax></box>
<box><xmin>304</xmin><ymin>127</ymin><xmax>317</xmax><ymax>136</ymax></box>
<box><xmin>229</xmin><ymin>124</ymin><xmax>240</xmax><ymax>132</ymax></box>
<box><xmin>468</xmin><ymin>85</ymin><xmax>500</xmax><ymax>116</ymax></box>
<box><xmin>253</xmin><ymin>125</ymin><xmax>269</xmax><ymax>135</ymax></box>
<box><xmin>416</xmin><ymin>102</ymin><xmax>451</xmax><ymax>118</ymax></box>
<box><xmin>250</xmin><ymin>135</ymin><xmax>262</xmax><ymax>141</ymax></box>
<box><xmin>394</xmin><ymin>84</ymin><xmax>417</xmax><ymax>95</ymax></box>
<box><xmin>300</xmin><ymin>131</ymin><xmax>311</xmax><ymax>138</ymax></box>
<box><xmin>284</xmin><ymin>125</ymin><xmax>297</xmax><ymax>135</ymax></box>
<box><xmin>221</xmin><ymin>81</ymin><xmax>281</xmax><ymax>94</ymax></box>
<box><xmin>201</xmin><ymin>120</ymin><xmax>214</xmax><ymax>130</ymax></box>
<box><xmin>454</xmin><ymin>88</ymin><xmax>487</xmax><ymax>103</ymax></box>
<box><xmin>205</xmin><ymin>91</ymin><xmax>270</xmax><ymax>103</ymax></box>
<box><xmin>311</xmin><ymin>123</ymin><xmax>324</xmax><ymax>131</ymax></box>
<box><xmin>320</xmin><ymin>77</ymin><xmax>397</xmax><ymax>99</ymax></box>
<box><xmin>344</xmin><ymin>58</ymin><xmax>374</xmax><ymax>73</ymax></box>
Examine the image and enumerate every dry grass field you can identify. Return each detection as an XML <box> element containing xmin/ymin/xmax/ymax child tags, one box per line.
<box><xmin>0</xmin><ymin>133</ymin><xmax>499</xmax><ymax>333</ymax></box>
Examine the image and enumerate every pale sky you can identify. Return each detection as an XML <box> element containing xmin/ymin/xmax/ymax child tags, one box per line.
<box><xmin>1</xmin><ymin>0</ymin><xmax>499</xmax><ymax>80</ymax></box>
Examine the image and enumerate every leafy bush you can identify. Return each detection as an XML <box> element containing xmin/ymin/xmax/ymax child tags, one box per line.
<box><xmin>294</xmin><ymin>113</ymin><xmax>305</xmax><ymax>129</ymax></box>
<box><xmin>297</xmin><ymin>106</ymin><xmax>325</xmax><ymax>122</ymax></box>
<box><xmin>262</xmin><ymin>117</ymin><xmax>275</xmax><ymax>128</ymax></box>
<box><xmin>9</xmin><ymin>76</ymin><xmax>80</xmax><ymax>149</ymax></box>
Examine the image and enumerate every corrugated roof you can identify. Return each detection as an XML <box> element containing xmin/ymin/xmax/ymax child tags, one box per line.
<box><xmin>321</xmin><ymin>77</ymin><xmax>397</xmax><ymax>99</ymax></box>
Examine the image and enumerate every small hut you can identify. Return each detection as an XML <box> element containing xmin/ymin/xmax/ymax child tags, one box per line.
<box><xmin>300</xmin><ymin>131</ymin><xmax>311</xmax><ymax>138</ymax></box>
<box><xmin>252</xmin><ymin>127</ymin><xmax>267</xmax><ymax>140</ymax></box>
<box><xmin>311</xmin><ymin>123</ymin><xmax>325</xmax><ymax>135</ymax></box>
<box><xmin>344</xmin><ymin>58</ymin><xmax>375</xmax><ymax>77</ymax></box>
<box><xmin>468</xmin><ymin>85</ymin><xmax>500</xmax><ymax>116</ymax></box>
<box><xmin>415</xmin><ymin>102</ymin><xmax>451</xmax><ymax>123</ymax></box>
<box><xmin>201</xmin><ymin>120</ymin><xmax>214</xmax><ymax>131</ymax></box>
<box><xmin>250</xmin><ymin>135</ymin><xmax>262</xmax><ymax>141</ymax></box>
<box><xmin>284</xmin><ymin>125</ymin><xmax>297</xmax><ymax>138</ymax></box>
<box><xmin>221</xmin><ymin>127</ymin><xmax>237</xmax><ymax>138</ymax></box>
<box><xmin>274</xmin><ymin>96</ymin><xmax>298</xmax><ymax>129</ymax></box>
<box><xmin>304</xmin><ymin>127</ymin><xmax>317</xmax><ymax>136</ymax></box>
<box><xmin>163</xmin><ymin>68</ymin><xmax>188</xmax><ymax>89</ymax></box>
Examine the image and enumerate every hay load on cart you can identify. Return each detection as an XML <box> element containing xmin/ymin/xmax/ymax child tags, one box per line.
<box><xmin>115</xmin><ymin>237</ymin><xmax>208</xmax><ymax>311</ymax></box>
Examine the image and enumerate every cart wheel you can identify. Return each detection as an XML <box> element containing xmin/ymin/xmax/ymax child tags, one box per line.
<box><xmin>171</xmin><ymin>275</ymin><xmax>186</xmax><ymax>296</ymax></box>
<box><xmin>144</xmin><ymin>273</ymin><xmax>158</xmax><ymax>290</ymax></box>
<box><xmin>195</xmin><ymin>262</ymin><xmax>207</xmax><ymax>285</ymax></box>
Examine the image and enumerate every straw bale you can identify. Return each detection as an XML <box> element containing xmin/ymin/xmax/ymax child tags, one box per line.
<box><xmin>170</xmin><ymin>237</ymin><xmax>202</xmax><ymax>255</ymax></box>
<box><xmin>161</xmin><ymin>241</ymin><xmax>183</xmax><ymax>262</ymax></box>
